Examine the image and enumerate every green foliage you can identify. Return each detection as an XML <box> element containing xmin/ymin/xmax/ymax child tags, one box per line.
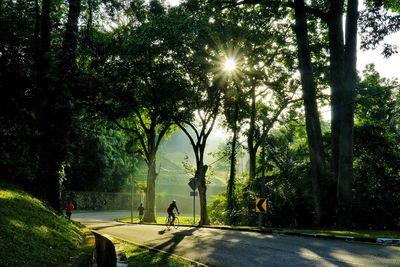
<box><xmin>0</xmin><ymin>182</ymin><xmax>83</xmax><ymax>267</ymax></box>
<box><xmin>353</xmin><ymin>124</ymin><xmax>400</xmax><ymax>229</ymax></box>
<box><xmin>208</xmin><ymin>192</ymin><xmax>228</xmax><ymax>225</ymax></box>
<box><xmin>359</xmin><ymin>4</ymin><xmax>400</xmax><ymax>57</ymax></box>
<box><xmin>208</xmin><ymin>182</ymin><xmax>257</xmax><ymax>226</ymax></box>
<box><xmin>352</xmin><ymin>65</ymin><xmax>400</xmax><ymax>229</ymax></box>
<box><xmin>258</xmin><ymin>125</ymin><xmax>314</xmax><ymax>227</ymax></box>
<box><xmin>64</xmin><ymin>120</ymin><xmax>136</xmax><ymax>192</ymax></box>
<box><xmin>0</xmin><ymin>0</ymin><xmax>38</xmax><ymax>186</ymax></box>
<box><xmin>366</xmin><ymin>0</ymin><xmax>400</xmax><ymax>12</ymax></box>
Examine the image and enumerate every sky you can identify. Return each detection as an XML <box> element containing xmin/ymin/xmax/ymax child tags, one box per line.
<box><xmin>357</xmin><ymin>32</ymin><xmax>400</xmax><ymax>80</ymax></box>
<box><xmin>166</xmin><ymin>0</ymin><xmax>180</xmax><ymax>7</ymax></box>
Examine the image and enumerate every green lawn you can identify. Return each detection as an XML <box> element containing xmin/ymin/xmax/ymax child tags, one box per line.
<box><xmin>0</xmin><ymin>182</ymin><xmax>89</xmax><ymax>267</ymax></box>
<box><xmin>122</xmin><ymin>241</ymin><xmax>197</xmax><ymax>266</ymax></box>
<box><xmin>119</xmin><ymin>216</ymin><xmax>198</xmax><ymax>225</ymax></box>
<box><xmin>274</xmin><ymin>228</ymin><xmax>400</xmax><ymax>239</ymax></box>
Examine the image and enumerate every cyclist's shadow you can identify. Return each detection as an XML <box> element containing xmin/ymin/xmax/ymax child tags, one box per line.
<box><xmin>155</xmin><ymin>227</ymin><xmax>199</xmax><ymax>253</ymax></box>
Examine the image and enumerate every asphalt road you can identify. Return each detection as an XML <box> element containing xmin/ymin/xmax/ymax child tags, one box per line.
<box><xmin>74</xmin><ymin>211</ymin><xmax>400</xmax><ymax>267</ymax></box>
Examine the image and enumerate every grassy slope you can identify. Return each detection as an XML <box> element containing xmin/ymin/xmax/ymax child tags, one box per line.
<box><xmin>0</xmin><ymin>182</ymin><xmax>84</xmax><ymax>267</ymax></box>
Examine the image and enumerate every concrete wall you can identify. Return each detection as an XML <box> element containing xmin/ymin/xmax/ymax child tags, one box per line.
<box><xmin>92</xmin><ymin>231</ymin><xmax>116</xmax><ymax>267</ymax></box>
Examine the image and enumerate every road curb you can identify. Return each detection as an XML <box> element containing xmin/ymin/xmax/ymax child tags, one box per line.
<box><xmin>275</xmin><ymin>231</ymin><xmax>399</xmax><ymax>245</ymax></box>
<box><xmin>92</xmin><ymin>231</ymin><xmax>128</xmax><ymax>267</ymax></box>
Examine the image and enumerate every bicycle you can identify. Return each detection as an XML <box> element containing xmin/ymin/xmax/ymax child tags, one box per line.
<box><xmin>165</xmin><ymin>213</ymin><xmax>179</xmax><ymax>230</ymax></box>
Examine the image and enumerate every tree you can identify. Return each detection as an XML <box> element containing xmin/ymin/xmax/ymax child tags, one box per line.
<box><xmin>175</xmin><ymin>85</ymin><xmax>220</xmax><ymax>226</ymax></box>
<box><xmin>0</xmin><ymin>0</ymin><xmax>38</xmax><ymax>186</ymax></box>
<box><xmin>219</xmin><ymin>0</ymin><xmax>360</xmax><ymax>226</ymax></box>
<box><xmin>91</xmin><ymin>1</ymin><xmax>194</xmax><ymax>222</ymax></box>
<box><xmin>64</xmin><ymin>120</ymin><xmax>135</xmax><ymax>192</ymax></box>
<box><xmin>352</xmin><ymin>65</ymin><xmax>400</xmax><ymax>229</ymax></box>
<box><xmin>291</xmin><ymin>0</ymin><xmax>329</xmax><ymax>225</ymax></box>
<box><xmin>35</xmin><ymin>0</ymin><xmax>82</xmax><ymax>212</ymax></box>
<box><xmin>359</xmin><ymin>1</ymin><xmax>400</xmax><ymax>58</ymax></box>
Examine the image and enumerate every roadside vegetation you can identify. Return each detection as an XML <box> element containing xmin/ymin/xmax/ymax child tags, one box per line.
<box><xmin>119</xmin><ymin>216</ymin><xmax>198</xmax><ymax>226</ymax></box>
<box><xmin>0</xmin><ymin>182</ymin><xmax>89</xmax><ymax>267</ymax></box>
<box><xmin>274</xmin><ymin>229</ymin><xmax>400</xmax><ymax>239</ymax></box>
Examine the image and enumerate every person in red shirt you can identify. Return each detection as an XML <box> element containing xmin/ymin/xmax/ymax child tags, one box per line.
<box><xmin>65</xmin><ymin>200</ymin><xmax>74</xmax><ymax>219</ymax></box>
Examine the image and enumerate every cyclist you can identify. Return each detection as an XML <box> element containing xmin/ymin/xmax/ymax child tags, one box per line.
<box><xmin>167</xmin><ymin>200</ymin><xmax>180</xmax><ymax>225</ymax></box>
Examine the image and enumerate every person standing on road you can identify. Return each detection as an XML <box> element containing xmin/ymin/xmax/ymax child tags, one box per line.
<box><xmin>167</xmin><ymin>200</ymin><xmax>179</xmax><ymax>225</ymax></box>
<box><xmin>137</xmin><ymin>203</ymin><xmax>144</xmax><ymax>223</ymax></box>
<box><xmin>65</xmin><ymin>200</ymin><xmax>74</xmax><ymax>219</ymax></box>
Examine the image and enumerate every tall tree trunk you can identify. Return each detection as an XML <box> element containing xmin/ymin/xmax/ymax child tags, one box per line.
<box><xmin>248</xmin><ymin>147</ymin><xmax>256</xmax><ymax>182</ymax></box>
<box><xmin>37</xmin><ymin>0</ymin><xmax>50</xmax><ymax>84</ymax></box>
<box><xmin>177</xmin><ymin>110</ymin><xmax>218</xmax><ymax>226</ymax></box>
<box><xmin>86</xmin><ymin>0</ymin><xmax>93</xmax><ymax>34</ymax></box>
<box><xmin>293</xmin><ymin>0</ymin><xmax>327</xmax><ymax>225</ymax></box>
<box><xmin>36</xmin><ymin>0</ymin><xmax>55</xmax><ymax>208</ymax></box>
<box><xmin>142</xmin><ymin>124</ymin><xmax>159</xmax><ymax>223</ymax></box>
<box><xmin>326</xmin><ymin>0</ymin><xmax>345</xmax><ymax>224</ymax></box>
<box><xmin>328</xmin><ymin>1</ymin><xmax>344</xmax><ymax>180</ymax></box>
<box><xmin>247</xmin><ymin>85</ymin><xmax>257</xmax><ymax>183</ymax></box>
<box><xmin>62</xmin><ymin>0</ymin><xmax>81</xmax><ymax>72</ymax></box>
<box><xmin>36</xmin><ymin>0</ymin><xmax>81</xmax><ymax>212</ymax></box>
<box><xmin>257</xmin><ymin>139</ymin><xmax>267</xmax><ymax>227</ymax></box>
<box><xmin>197</xmin><ymin>164</ymin><xmax>209</xmax><ymax>225</ymax></box>
<box><xmin>227</xmin><ymin>98</ymin><xmax>239</xmax><ymax>225</ymax></box>
<box><xmin>34</xmin><ymin>0</ymin><xmax>40</xmax><ymax>70</ymax></box>
<box><xmin>143</xmin><ymin>153</ymin><xmax>157</xmax><ymax>223</ymax></box>
<box><xmin>337</xmin><ymin>0</ymin><xmax>358</xmax><ymax>227</ymax></box>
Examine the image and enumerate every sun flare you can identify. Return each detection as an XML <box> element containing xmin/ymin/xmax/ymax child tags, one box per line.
<box><xmin>224</xmin><ymin>57</ymin><xmax>236</xmax><ymax>72</ymax></box>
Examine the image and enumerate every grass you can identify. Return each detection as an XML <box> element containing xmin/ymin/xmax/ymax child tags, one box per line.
<box><xmin>119</xmin><ymin>216</ymin><xmax>198</xmax><ymax>225</ymax></box>
<box><xmin>0</xmin><ymin>181</ymin><xmax>88</xmax><ymax>267</ymax></box>
<box><xmin>273</xmin><ymin>228</ymin><xmax>400</xmax><ymax>239</ymax></box>
<box><xmin>122</xmin><ymin>241</ymin><xmax>196</xmax><ymax>266</ymax></box>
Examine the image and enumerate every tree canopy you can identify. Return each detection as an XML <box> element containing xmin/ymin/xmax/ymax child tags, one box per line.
<box><xmin>1</xmin><ymin>0</ymin><xmax>399</xmax><ymax>229</ymax></box>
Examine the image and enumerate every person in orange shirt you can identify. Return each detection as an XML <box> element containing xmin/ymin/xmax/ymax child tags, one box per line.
<box><xmin>65</xmin><ymin>200</ymin><xmax>74</xmax><ymax>219</ymax></box>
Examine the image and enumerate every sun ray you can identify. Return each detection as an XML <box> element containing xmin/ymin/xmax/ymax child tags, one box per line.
<box><xmin>224</xmin><ymin>57</ymin><xmax>236</xmax><ymax>72</ymax></box>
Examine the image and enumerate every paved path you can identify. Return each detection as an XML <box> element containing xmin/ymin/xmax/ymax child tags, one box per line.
<box><xmin>74</xmin><ymin>211</ymin><xmax>400</xmax><ymax>267</ymax></box>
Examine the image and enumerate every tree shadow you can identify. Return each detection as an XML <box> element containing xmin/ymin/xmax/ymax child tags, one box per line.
<box><xmin>91</xmin><ymin>222</ymin><xmax>126</xmax><ymax>231</ymax></box>
<box><xmin>154</xmin><ymin>227</ymin><xmax>199</xmax><ymax>254</ymax></box>
<box><xmin>208</xmin><ymin>230</ymin><xmax>400</xmax><ymax>266</ymax></box>
<box><xmin>148</xmin><ymin>227</ymin><xmax>400</xmax><ymax>267</ymax></box>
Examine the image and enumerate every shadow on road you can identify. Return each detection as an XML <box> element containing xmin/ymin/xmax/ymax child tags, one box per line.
<box><xmin>90</xmin><ymin>223</ymin><xmax>126</xmax><ymax>231</ymax></box>
<box><xmin>154</xmin><ymin>227</ymin><xmax>199</xmax><ymax>253</ymax></box>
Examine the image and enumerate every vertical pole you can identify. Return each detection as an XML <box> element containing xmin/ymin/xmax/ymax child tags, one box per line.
<box><xmin>193</xmin><ymin>189</ymin><xmax>196</xmax><ymax>225</ymax></box>
<box><xmin>258</xmin><ymin>133</ymin><xmax>266</xmax><ymax>227</ymax></box>
<box><xmin>131</xmin><ymin>177</ymin><xmax>133</xmax><ymax>224</ymax></box>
